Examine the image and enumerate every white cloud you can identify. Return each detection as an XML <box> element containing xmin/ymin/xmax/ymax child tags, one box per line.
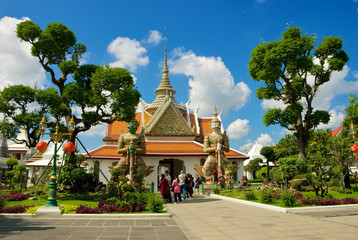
<box><xmin>261</xmin><ymin>99</ymin><xmax>286</xmax><ymax>110</ymax></box>
<box><xmin>107</xmin><ymin>37</ymin><xmax>149</xmax><ymax>72</ymax></box>
<box><xmin>317</xmin><ymin>108</ymin><xmax>345</xmax><ymax>130</ymax></box>
<box><xmin>226</xmin><ymin>119</ymin><xmax>250</xmax><ymax>140</ymax></box>
<box><xmin>239</xmin><ymin>133</ymin><xmax>273</xmax><ymax>151</ymax></box>
<box><xmin>240</xmin><ymin>142</ymin><xmax>254</xmax><ymax>153</ymax></box>
<box><xmin>78</xmin><ymin>123</ymin><xmax>106</xmax><ymax>137</ymax></box>
<box><xmin>257</xmin><ymin>133</ymin><xmax>273</xmax><ymax>146</ymax></box>
<box><xmin>169</xmin><ymin>48</ymin><xmax>251</xmax><ymax>116</ymax></box>
<box><xmin>146</xmin><ymin>30</ymin><xmax>162</xmax><ymax>45</ymax></box>
<box><xmin>0</xmin><ymin>16</ymin><xmax>46</xmax><ymax>90</ymax></box>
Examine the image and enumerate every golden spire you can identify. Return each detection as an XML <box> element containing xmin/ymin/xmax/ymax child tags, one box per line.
<box><xmin>211</xmin><ymin>105</ymin><xmax>220</xmax><ymax>123</ymax></box>
<box><xmin>154</xmin><ymin>27</ymin><xmax>175</xmax><ymax>96</ymax></box>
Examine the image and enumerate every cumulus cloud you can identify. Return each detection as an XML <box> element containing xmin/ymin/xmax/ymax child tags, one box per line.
<box><xmin>107</xmin><ymin>37</ymin><xmax>149</xmax><ymax>72</ymax></box>
<box><xmin>146</xmin><ymin>30</ymin><xmax>162</xmax><ymax>45</ymax></box>
<box><xmin>227</xmin><ymin>119</ymin><xmax>250</xmax><ymax>140</ymax></box>
<box><xmin>169</xmin><ymin>48</ymin><xmax>251</xmax><ymax>116</ymax></box>
<box><xmin>78</xmin><ymin>123</ymin><xmax>106</xmax><ymax>137</ymax></box>
<box><xmin>317</xmin><ymin>108</ymin><xmax>345</xmax><ymax>130</ymax></box>
<box><xmin>240</xmin><ymin>133</ymin><xmax>273</xmax><ymax>152</ymax></box>
<box><xmin>0</xmin><ymin>16</ymin><xmax>46</xmax><ymax>90</ymax></box>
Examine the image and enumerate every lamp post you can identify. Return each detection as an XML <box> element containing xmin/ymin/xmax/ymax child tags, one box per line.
<box><xmin>39</xmin><ymin>116</ymin><xmax>76</xmax><ymax>207</ymax></box>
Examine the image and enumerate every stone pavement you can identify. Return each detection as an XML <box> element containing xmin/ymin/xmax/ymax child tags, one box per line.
<box><xmin>164</xmin><ymin>195</ymin><xmax>358</xmax><ymax>240</ymax></box>
<box><xmin>2</xmin><ymin>196</ymin><xmax>358</xmax><ymax>240</ymax></box>
<box><xmin>0</xmin><ymin>216</ymin><xmax>189</xmax><ymax>240</ymax></box>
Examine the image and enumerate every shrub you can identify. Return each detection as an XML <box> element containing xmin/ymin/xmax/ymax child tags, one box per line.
<box><xmin>244</xmin><ymin>191</ymin><xmax>257</xmax><ymax>200</ymax></box>
<box><xmin>282</xmin><ymin>192</ymin><xmax>296</xmax><ymax>207</ymax></box>
<box><xmin>0</xmin><ymin>192</ymin><xmax>30</xmax><ymax>201</ymax></box>
<box><xmin>61</xmin><ymin>205</ymin><xmax>77</xmax><ymax>214</ymax></box>
<box><xmin>5</xmin><ymin>158</ymin><xmax>18</xmax><ymax>170</ymax></box>
<box><xmin>0</xmin><ymin>197</ymin><xmax>4</xmax><ymax>208</ymax></box>
<box><xmin>294</xmin><ymin>191</ymin><xmax>303</xmax><ymax>199</ymax></box>
<box><xmin>76</xmin><ymin>205</ymin><xmax>100</xmax><ymax>214</ymax></box>
<box><xmin>260</xmin><ymin>190</ymin><xmax>273</xmax><ymax>204</ymax></box>
<box><xmin>147</xmin><ymin>194</ymin><xmax>164</xmax><ymax>213</ymax></box>
<box><xmin>0</xmin><ymin>205</ymin><xmax>33</xmax><ymax>213</ymax></box>
<box><xmin>213</xmin><ymin>187</ymin><xmax>220</xmax><ymax>194</ymax></box>
<box><xmin>25</xmin><ymin>206</ymin><xmax>40</xmax><ymax>214</ymax></box>
<box><xmin>272</xmin><ymin>190</ymin><xmax>281</xmax><ymax>200</ymax></box>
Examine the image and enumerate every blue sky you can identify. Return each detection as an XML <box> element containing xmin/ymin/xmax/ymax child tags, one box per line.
<box><xmin>1</xmin><ymin>0</ymin><xmax>358</xmax><ymax>153</ymax></box>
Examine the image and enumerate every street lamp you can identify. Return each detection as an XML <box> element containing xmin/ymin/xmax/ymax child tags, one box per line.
<box><xmin>38</xmin><ymin>115</ymin><xmax>76</xmax><ymax>207</ymax></box>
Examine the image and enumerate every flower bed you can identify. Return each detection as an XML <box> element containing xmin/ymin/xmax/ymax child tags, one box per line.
<box><xmin>0</xmin><ymin>192</ymin><xmax>30</xmax><ymax>201</ymax></box>
<box><xmin>0</xmin><ymin>205</ymin><xmax>34</xmax><ymax>213</ymax></box>
<box><xmin>75</xmin><ymin>202</ymin><xmax>147</xmax><ymax>214</ymax></box>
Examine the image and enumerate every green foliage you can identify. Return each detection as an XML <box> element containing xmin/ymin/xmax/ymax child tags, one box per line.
<box><xmin>260</xmin><ymin>190</ymin><xmax>273</xmax><ymax>204</ymax></box>
<box><xmin>60</xmin><ymin>205</ymin><xmax>77</xmax><ymax>214</ymax></box>
<box><xmin>305</xmin><ymin>129</ymin><xmax>335</xmax><ymax>197</ymax></box>
<box><xmin>213</xmin><ymin>187</ymin><xmax>220</xmax><ymax>194</ymax></box>
<box><xmin>257</xmin><ymin>167</ymin><xmax>267</xmax><ymax>179</ymax></box>
<box><xmin>245</xmin><ymin>159</ymin><xmax>261</xmax><ymax>179</ymax></box>
<box><xmin>5</xmin><ymin>158</ymin><xmax>18</xmax><ymax>170</ymax></box>
<box><xmin>59</xmin><ymin>167</ymin><xmax>96</xmax><ymax>192</ymax></box>
<box><xmin>0</xmin><ymin>85</ymin><xmax>63</xmax><ymax>148</ymax></box>
<box><xmin>274</xmin><ymin>134</ymin><xmax>298</xmax><ymax>159</ymax></box>
<box><xmin>244</xmin><ymin>191</ymin><xmax>257</xmax><ymax>200</ymax></box>
<box><xmin>25</xmin><ymin>206</ymin><xmax>40</xmax><ymax>214</ymax></box>
<box><xmin>16</xmin><ymin>20</ymin><xmax>141</xmax><ymax>145</ymax></box>
<box><xmin>147</xmin><ymin>194</ymin><xmax>164</xmax><ymax>213</ymax></box>
<box><xmin>249</xmin><ymin>26</ymin><xmax>348</xmax><ymax>159</ymax></box>
<box><xmin>281</xmin><ymin>192</ymin><xmax>296</xmax><ymax>207</ymax></box>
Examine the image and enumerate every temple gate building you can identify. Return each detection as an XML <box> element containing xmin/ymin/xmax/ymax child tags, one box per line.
<box><xmin>86</xmin><ymin>41</ymin><xmax>248</xmax><ymax>190</ymax></box>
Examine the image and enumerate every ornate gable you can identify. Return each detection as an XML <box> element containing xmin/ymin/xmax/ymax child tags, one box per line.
<box><xmin>146</xmin><ymin>98</ymin><xmax>194</xmax><ymax>135</ymax></box>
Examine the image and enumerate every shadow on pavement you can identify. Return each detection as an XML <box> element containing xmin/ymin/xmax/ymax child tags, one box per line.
<box><xmin>166</xmin><ymin>195</ymin><xmax>220</xmax><ymax>205</ymax></box>
<box><xmin>0</xmin><ymin>216</ymin><xmax>55</xmax><ymax>238</ymax></box>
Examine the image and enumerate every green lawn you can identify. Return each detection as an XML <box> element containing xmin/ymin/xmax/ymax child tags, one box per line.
<box><xmin>217</xmin><ymin>187</ymin><xmax>358</xmax><ymax>208</ymax></box>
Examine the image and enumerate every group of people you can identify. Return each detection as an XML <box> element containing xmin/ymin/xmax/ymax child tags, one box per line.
<box><xmin>159</xmin><ymin>170</ymin><xmax>202</xmax><ymax>204</ymax></box>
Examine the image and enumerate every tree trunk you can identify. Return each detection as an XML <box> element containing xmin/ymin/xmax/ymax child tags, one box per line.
<box><xmin>344</xmin><ymin>167</ymin><xmax>351</xmax><ymax>189</ymax></box>
<box><xmin>297</xmin><ymin>133</ymin><xmax>307</xmax><ymax>160</ymax></box>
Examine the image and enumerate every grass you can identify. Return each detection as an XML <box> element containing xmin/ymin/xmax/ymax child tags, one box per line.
<box><xmin>216</xmin><ymin>187</ymin><xmax>358</xmax><ymax>208</ymax></box>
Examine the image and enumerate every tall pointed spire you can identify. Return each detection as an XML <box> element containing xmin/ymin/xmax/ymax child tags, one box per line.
<box><xmin>146</xmin><ymin>28</ymin><xmax>185</xmax><ymax>115</ymax></box>
<box><xmin>154</xmin><ymin>27</ymin><xmax>175</xmax><ymax>96</ymax></box>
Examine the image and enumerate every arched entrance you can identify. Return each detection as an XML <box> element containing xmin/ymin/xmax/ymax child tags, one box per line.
<box><xmin>157</xmin><ymin>159</ymin><xmax>184</xmax><ymax>189</ymax></box>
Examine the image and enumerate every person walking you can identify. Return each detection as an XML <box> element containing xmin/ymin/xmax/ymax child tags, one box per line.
<box><xmin>178</xmin><ymin>170</ymin><xmax>186</xmax><ymax>200</ymax></box>
<box><xmin>159</xmin><ymin>174</ymin><xmax>170</xmax><ymax>202</ymax></box>
<box><xmin>164</xmin><ymin>170</ymin><xmax>172</xmax><ymax>203</ymax></box>
<box><xmin>172</xmin><ymin>175</ymin><xmax>182</xmax><ymax>204</ymax></box>
<box><xmin>194</xmin><ymin>173</ymin><xmax>201</xmax><ymax>195</ymax></box>
<box><xmin>186</xmin><ymin>173</ymin><xmax>193</xmax><ymax>198</ymax></box>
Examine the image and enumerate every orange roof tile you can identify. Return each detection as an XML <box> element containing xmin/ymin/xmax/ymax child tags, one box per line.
<box><xmin>87</xmin><ymin>141</ymin><xmax>248</xmax><ymax>159</ymax></box>
<box><xmin>331</xmin><ymin>125</ymin><xmax>342</xmax><ymax>136</ymax></box>
<box><xmin>107</xmin><ymin>112</ymin><xmax>152</xmax><ymax>139</ymax></box>
<box><xmin>198</xmin><ymin>118</ymin><xmax>212</xmax><ymax>137</ymax></box>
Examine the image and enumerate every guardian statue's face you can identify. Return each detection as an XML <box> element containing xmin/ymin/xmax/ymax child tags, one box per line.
<box><xmin>210</xmin><ymin>122</ymin><xmax>221</xmax><ymax>134</ymax></box>
<box><xmin>126</xmin><ymin>121</ymin><xmax>139</xmax><ymax>134</ymax></box>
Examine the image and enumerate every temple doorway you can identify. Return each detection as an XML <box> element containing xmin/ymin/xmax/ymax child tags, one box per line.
<box><xmin>157</xmin><ymin>159</ymin><xmax>184</xmax><ymax>190</ymax></box>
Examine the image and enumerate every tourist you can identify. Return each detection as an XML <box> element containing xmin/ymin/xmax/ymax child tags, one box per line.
<box><xmin>179</xmin><ymin>170</ymin><xmax>186</xmax><ymax>200</ymax></box>
<box><xmin>172</xmin><ymin>175</ymin><xmax>182</xmax><ymax>204</ymax></box>
<box><xmin>194</xmin><ymin>173</ymin><xmax>201</xmax><ymax>195</ymax></box>
<box><xmin>165</xmin><ymin>170</ymin><xmax>172</xmax><ymax>203</ymax></box>
<box><xmin>186</xmin><ymin>173</ymin><xmax>193</xmax><ymax>198</ymax></box>
<box><xmin>159</xmin><ymin>174</ymin><xmax>170</xmax><ymax>202</ymax></box>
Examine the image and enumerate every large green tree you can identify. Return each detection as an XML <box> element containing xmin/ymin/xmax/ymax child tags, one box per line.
<box><xmin>249</xmin><ymin>27</ymin><xmax>348</xmax><ymax>159</ymax></box>
<box><xmin>16</xmin><ymin>21</ymin><xmax>141</xmax><ymax>142</ymax></box>
<box><xmin>0</xmin><ymin>85</ymin><xmax>63</xmax><ymax>148</ymax></box>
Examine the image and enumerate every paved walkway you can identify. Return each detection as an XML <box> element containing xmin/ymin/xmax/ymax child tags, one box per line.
<box><xmin>165</xmin><ymin>195</ymin><xmax>358</xmax><ymax>240</ymax></box>
<box><xmin>0</xmin><ymin>216</ymin><xmax>189</xmax><ymax>240</ymax></box>
<box><xmin>2</xmin><ymin>195</ymin><xmax>358</xmax><ymax>240</ymax></box>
